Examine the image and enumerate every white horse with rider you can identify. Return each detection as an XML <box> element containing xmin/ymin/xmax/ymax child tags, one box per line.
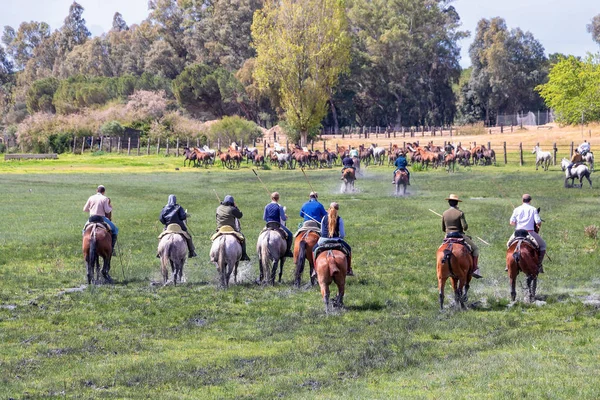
<box><xmin>532</xmin><ymin>145</ymin><xmax>552</xmax><ymax>171</ymax></box>
<box><xmin>561</xmin><ymin>158</ymin><xmax>592</xmax><ymax>188</ymax></box>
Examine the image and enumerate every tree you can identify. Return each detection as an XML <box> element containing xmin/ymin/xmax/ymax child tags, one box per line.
<box><xmin>58</xmin><ymin>1</ymin><xmax>91</xmax><ymax>55</ymax></box>
<box><xmin>112</xmin><ymin>12</ymin><xmax>129</xmax><ymax>32</ymax></box>
<box><xmin>588</xmin><ymin>14</ymin><xmax>600</xmax><ymax>45</ymax></box>
<box><xmin>100</xmin><ymin>120</ymin><xmax>124</xmax><ymax>136</ymax></box>
<box><xmin>252</xmin><ymin>0</ymin><xmax>350</xmax><ymax>145</ymax></box>
<box><xmin>147</xmin><ymin>0</ymin><xmax>187</xmax><ymax>59</ymax></box>
<box><xmin>144</xmin><ymin>40</ymin><xmax>185</xmax><ymax>79</ymax></box>
<box><xmin>26</xmin><ymin>77</ymin><xmax>59</xmax><ymax>113</ymax></box>
<box><xmin>1</xmin><ymin>22</ymin><xmax>51</xmax><ymax>70</ymax></box>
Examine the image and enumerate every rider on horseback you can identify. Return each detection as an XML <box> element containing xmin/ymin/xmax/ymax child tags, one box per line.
<box><xmin>578</xmin><ymin>140</ymin><xmax>591</xmax><ymax>156</ymax></box>
<box><xmin>263</xmin><ymin>192</ymin><xmax>294</xmax><ymax>257</ymax></box>
<box><xmin>216</xmin><ymin>195</ymin><xmax>251</xmax><ymax>261</ymax></box>
<box><xmin>313</xmin><ymin>202</ymin><xmax>353</xmax><ymax>276</ymax></box>
<box><xmin>159</xmin><ymin>195</ymin><xmax>197</xmax><ymax>258</ymax></box>
<box><xmin>442</xmin><ymin>194</ymin><xmax>481</xmax><ymax>278</ymax></box>
<box><xmin>391</xmin><ymin>152</ymin><xmax>410</xmax><ymax>185</ymax></box>
<box><xmin>83</xmin><ymin>185</ymin><xmax>118</xmax><ymax>255</ymax></box>
<box><xmin>509</xmin><ymin>194</ymin><xmax>546</xmax><ymax>273</ymax></box>
<box><xmin>567</xmin><ymin>149</ymin><xmax>583</xmax><ymax>176</ymax></box>
<box><xmin>299</xmin><ymin>192</ymin><xmax>327</xmax><ymax>225</ymax></box>
<box><xmin>342</xmin><ymin>156</ymin><xmax>355</xmax><ymax>172</ymax></box>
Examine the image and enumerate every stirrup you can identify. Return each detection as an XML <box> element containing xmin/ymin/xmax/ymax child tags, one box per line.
<box><xmin>538</xmin><ymin>265</ymin><xmax>544</xmax><ymax>274</ymax></box>
<box><xmin>471</xmin><ymin>269</ymin><xmax>482</xmax><ymax>279</ymax></box>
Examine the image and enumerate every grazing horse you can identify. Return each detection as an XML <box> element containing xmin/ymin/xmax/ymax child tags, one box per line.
<box><xmin>82</xmin><ymin>224</ymin><xmax>113</xmax><ymax>284</ymax></box>
<box><xmin>532</xmin><ymin>146</ymin><xmax>551</xmax><ymax>171</ymax></box>
<box><xmin>293</xmin><ymin>230</ymin><xmax>320</xmax><ymax>287</ymax></box>
<box><xmin>394</xmin><ymin>169</ymin><xmax>408</xmax><ymax>196</ymax></box>
<box><xmin>506</xmin><ymin>239</ymin><xmax>539</xmax><ymax>302</ymax></box>
<box><xmin>210</xmin><ymin>234</ymin><xmax>242</xmax><ymax>288</ymax></box>
<box><xmin>436</xmin><ymin>242</ymin><xmax>473</xmax><ymax>310</ymax></box>
<box><xmin>561</xmin><ymin>158</ymin><xmax>592</xmax><ymax>188</ymax></box>
<box><xmin>341</xmin><ymin>168</ymin><xmax>356</xmax><ymax>193</ymax></box>
<box><xmin>315</xmin><ymin>250</ymin><xmax>347</xmax><ymax>314</ymax></box>
<box><xmin>157</xmin><ymin>233</ymin><xmax>187</xmax><ymax>285</ymax></box>
<box><xmin>257</xmin><ymin>229</ymin><xmax>287</xmax><ymax>285</ymax></box>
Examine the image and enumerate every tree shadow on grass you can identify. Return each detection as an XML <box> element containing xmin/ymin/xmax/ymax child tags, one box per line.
<box><xmin>345</xmin><ymin>301</ymin><xmax>387</xmax><ymax>312</ymax></box>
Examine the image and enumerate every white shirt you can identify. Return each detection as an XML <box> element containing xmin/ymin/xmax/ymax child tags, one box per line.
<box><xmin>510</xmin><ymin>203</ymin><xmax>541</xmax><ymax>231</ymax></box>
<box><xmin>578</xmin><ymin>142</ymin><xmax>591</xmax><ymax>152</ymax></box>
<box><xmin>83</xmin><ymin>193</ymin><xmax>112</xmax><ymax>216</ymax></box>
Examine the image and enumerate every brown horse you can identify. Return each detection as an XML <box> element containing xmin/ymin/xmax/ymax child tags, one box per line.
<box><xmin>436</xmin><ymin>242</ymin><xmax>473</xmax><ymax>310</ymax></box>
<box><xmin>341</xmin><ymin>168</ymin><xmax>356</xmax><ymax>193</ymax></box>
<box><xmin>506</xmin><ymin>240</ymin><xmax>539</xmax><ymax>302</ymax></box>
<box><xmin>293</xmin><ymin>230</ymin><xmax>320</xmax><ymax>287</ymax></box>
<box><xmin>82</xmin><ymin>224</ymin><xmax>113</xmax><ymax>284</ymax></box>
<box><xmin>394</xmin><ymin>169</ymin><xmax>408</xmax><ymax>196</ymax></box>
<box><xmin>315</xmin><ymin>250</ymin><xmax>347</xmax><ymax>314</ymax></box>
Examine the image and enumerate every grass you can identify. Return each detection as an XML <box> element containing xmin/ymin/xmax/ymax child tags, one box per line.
<box><xmin>1</xmin><ymin>155</ymin><xmax>600</xmax><ymax>398</ymax></box>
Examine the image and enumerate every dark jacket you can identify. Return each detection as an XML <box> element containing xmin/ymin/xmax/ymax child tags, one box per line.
<box><xmin>342</xmin><ymin>157</ymin><xmax>354</xmax><ymax>167</ymax></box>
<box><xmin>216</xmin><ymin>204</ymin><xmax>243</xmax><ymax>230</ymax></box>
<box><xmin>321</xmin><ymin>215</ymin><xmax>341</xmax><ymax>238</ymax></box>
<box><xmin>264</xmin><ymin>202</ymin><xmax>286</xmax><ymax>224</ymax></box>
<box><xmin>394</xmin><ymin>156</ymin><xmax>407</xmax><ymax>169</ymax></box>
<box><xmin>160</xmin><ymin>204</ymin><xmax>188</xmax><ymax>231</ymax></box>
<box><xmin>442</xmin><ymin>206</ymin><xmax>468</xmax><ymax>233</ymax></box>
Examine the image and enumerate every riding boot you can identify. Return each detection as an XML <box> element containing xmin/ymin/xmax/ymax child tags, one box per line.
<box><xmin>111</xmin><ymin>235</ymin><xmax>117</xmax><ymax>256</ymax></box>
<box><xmin>538</xmin><ymin>250</ymin><xmax>546</xmax><ymax>273</ymax></box>
<box><xmin>346</xmin><ymin>253</ymin><xmax>354</xmax><ymax>276</ymax></box>
<box><xmin>285</xmin><ymin>235</ymin><xmax>294</xmax><ymax>258</ymax></box>
<box><xmin>407</xmin><ymin>174</ymin><xmax>411</xmax><ymax>185</ymax></box>
<box><xmin>185</xmin><ymin>236</ymin><xmax>197</xmax><ymax>258</ymax></box>
<box><xmin>241</xmin><ymin>240</ymin><xmax>251</xmax><ymax>261</ymax></box>
<box><xmin>471</xmin><ymin>256</ymin><xmax>482</xmax><ymax>279</ymax></box>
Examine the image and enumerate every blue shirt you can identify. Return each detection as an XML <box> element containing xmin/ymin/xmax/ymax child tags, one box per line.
<box><xmin>264</xmin><ymin>202</ymin><xmax>286</xmax><ymax>224</ymax></box>
<box><xmin>395</xmin><ymin>156</ymin><xmax>407</xmax><ymax>169</ymax></box>
<box><xmin>299</xmin><ymin>199</ymin><xmax>327</xmax><ymax>223</ymax></box>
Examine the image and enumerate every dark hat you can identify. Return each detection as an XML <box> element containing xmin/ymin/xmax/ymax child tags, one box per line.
<box><xmin>224</xmin><ymin>195</ymin><xmax>234</xmax><ymax>204</ymax></box>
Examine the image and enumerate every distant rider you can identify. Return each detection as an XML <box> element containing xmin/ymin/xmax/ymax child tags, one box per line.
<box><xmin>441</xmin><ymin>194</ymin><xmax>481</xmax><ymax>278</ymax></box>
<box><xmin>342</xmin><ymin>156</ymin><xmax>355</xmax><ymax>172</ymax></box>
<box><xmin>216</xmin><ymin>195</ymin><xmax>251</xmax><ymax>261</ymax></box>
<box><xmin>509</xmin><ymin>194</ymin><xmax>546</xmax><ymax>273</ymax></box>
<box><xmin>159</xmin><ymin>195</ymin><xmax>197</xmax><ymax>257</ymax></box>
<box><xmin>263</xmin><ymin>192</ymin><xmax>294</xmax><ymax>257</ymax></box>
<box><xmin>392</xmin><ymin>152</ymin><xmax>410</xmax><ymax>185</ymax></box>
<box><xmin>299</xmin><ymin>192</ymin><xmax>327</xmax><ymax>224</ymax></box>
<box><xmin>578</xmin><ymin>140</ymin><xmax>591</xmax><ymax>156</ymax></box>
<box><xmin>83</xmin><ymin>185</ymin><xmax>118</xmax><ymax>254</ymax></box>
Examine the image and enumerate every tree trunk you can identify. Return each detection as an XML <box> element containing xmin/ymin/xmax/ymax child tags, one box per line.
<box><xmin>300</xmin><ymin>131</ymin><xmax>308</xmax><ymax>147</ymax></box>
<box><xmin>330</xmin><ymin>99</ymin><xmax>339</xmax><ymax>134</ymax></box>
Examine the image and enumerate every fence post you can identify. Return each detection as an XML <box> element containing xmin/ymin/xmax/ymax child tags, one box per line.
<box><xmin>118</xmin><ymin>137</ymin><xmax>121</xmax><ymax>153</ymax></box>
<box><xmin>336</xmin><ymin>143</ymin><xmax>339</xmax><ymax>153</ymax></box>
<box><xmin>450</xmin><ymin>126</ymin><xmax>453</xmax><ymax>137</ymax></box>
<box><xmin>81</xmin><ymin>137</ymin><xmax>86</xmax><ymax>154</ymax></box>
<box><xmin>519</xmin><ymin>143</ymin><xmax>523</xmax><ymax>166</ymax></box>
<box><xmin>570</xmin><ymin>142</ymin><xmax>574</xmax><ymax>158</ymax></box>
<box><xmin>166</xmin><ymin>138</ymin><xmax>170</xmax><ymax>155</ymax></box>
<box><xmin>137</xmin><ymin>135</ymin><xmax>140</xmax><ymax>156</ymax></box>
<box><xmin>488</xmin><ymin>141</ymin><xmax>491</xmax><ymax>150</ymax></box>
<box><xmin>128</xmin><ymin>137</ymin><xmax>131</xmax><ymax>156</ymax></box>
<box><xmin>500</xmin><ymin>124</ymin><xmax>504</xmax><ymax>133</ymax></box>
<box><xmin>511</xmin><ymin>124</ymin><xmax>513</xmax><ymax>133</ymax></box>
<box><xmin>146</xmin><ymin>138</ymin><xmax>150</xmax><ymax>155</ymax></box>
<box><xmin>503</xmin><ymin>142</ymin><xmax>507</xmax><ymax>164</ymax></box>
<box><xmin>72</xmin><ymin>136</ymin><xmax>76</xmax><ymax>153</ymax></box>
<box><xmin>176</xmin><ymin>138</ymin><xmax>179</xmax><ymax>157</ymax></box>
<box><xmin>553</xmin><ymin>143</ymin><xmax>557</xmax><ymax>165</ymax></box>
<box><xmin>157</xmin><ymin>138</ymin><xmax>161</xmax><ymax>155</ymax></box>
<box><xmin>218</xmin><ymin>137</ymin><xmax>221</xmax><ymax>151</ymax></box>
<box><xmin>186</xmin><ymin>138</ymin><xmax>190</xmax><ymax>148</ymax></box>
<box><xmin>99</xmin><ymin>136</ymin><xmax>103</xmax><ymax>151</ymax></box>
<box><xmin>109</xmin><ymin>137</ymin><xmax>112</xmax><ymax>153</ymax></box>
<box><xmin>197</xmin><ymin>138</ymin><xmax>200</xmax><ymax>147</ymax></box>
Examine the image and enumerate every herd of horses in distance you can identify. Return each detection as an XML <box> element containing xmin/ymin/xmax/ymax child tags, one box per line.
<box><xmin>83</xmin><ymin>139</ymin><xmax>595</xmax><ymax>312</ymax></box>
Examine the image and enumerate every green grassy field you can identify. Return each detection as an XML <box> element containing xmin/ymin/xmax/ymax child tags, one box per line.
<box><xmin>1</xmin><ymin>155</ymin><xmax>599</xmax><ymax>399</ymax></box>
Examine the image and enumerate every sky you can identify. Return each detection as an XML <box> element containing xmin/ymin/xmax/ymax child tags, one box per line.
<box><xmin>0</xmin><ymin>0</ymin><xmax>598</xmax><ymax>67</ymax></box>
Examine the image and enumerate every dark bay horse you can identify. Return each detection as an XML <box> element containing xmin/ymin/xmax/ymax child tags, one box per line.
<box><xmin>341</xmin><ymin>168</ymin><xmax>356</xmax><ymax>193</ymax></box>
<box><xmin>506</xmin><ymin>240</ymin><xmax>539</xmax><ymax>302</ymax></box>
<box><xmin>315</xmin><ymin>250</ymin><xmax>347</xmax><ymax>314</ymax></box>
<box><xmin>293</xmin><ymin>230</ymin><xmax>320</xmax><ymax>287</ymax></box>
<box><xmin>83</xmin><ymin>224</ymin><xmax>113</xmax><ymax>284</ymax></box>
<box><xmin>436</xmin><ymin>242</ymin><xmax>473</xmax><ymax>310</ymax></box>
<box><xmin>394</xmin><ymin>170</ymin><xmax>408</xmax><ymax>196</ymax></box>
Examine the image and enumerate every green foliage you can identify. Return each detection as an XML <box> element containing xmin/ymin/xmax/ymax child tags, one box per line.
<box><xmin>208</xmin><ymin>115</ymin><xmax>262</xmax><ymax>143</ymax></box>
<box><xmin>536</xmin><ymin>55</ymin><xmax>600</xmax><ymax>124</ymax></box>
<box><xmin>100</xmin><ymin>120</ymin><xmax>124</xmax><ymax>136</ymax></box>
<box><xmin>252</xmin><ymin>0</ymin><xmax>351</xmax><ymax>145</ymax></box>
<box><xmin>47</xmin><ymin>132</ymin><xmax>73</xmax><ymax>153</ymax></box>
<box><xmin>26</xmin><ymin>77</ymin><xmax>59</xmax><ymax>114</ymax></box>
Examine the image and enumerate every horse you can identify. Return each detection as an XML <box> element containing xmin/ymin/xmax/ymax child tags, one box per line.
<box><xmin>370</xmin><ymin>144</ymin><xmax>386</xmax><ymax>166</ymax></box>
<box><xmin>257</xmin><ymin>228</ymin><xmax>287</xmax><ymax>285</ymax></box>
<box><xmin>561</xmin><ymin>158</ymin><xmax>592</xmax><ymax>188</ymax></box>
<box><xmin>210</xmin><ymin>235</ymin><xmax>242</xmax><ymax>288</ymax></box>
<box><xmin>394</xmin><ymin>169</ymin><xmax>408</xmax><ymax>196</ymax></box>
<box><xmin>157</xmin><ymin>233</ymin><xmax>187</xmax><ymax>285</ymax></box>
<box><xmin>532</xmin><ymin>146</ymin><xmax>551</xmax><ymax>171</ymax></box>
<box><xmin>183</xmin><ymin>147</ymin><xmax>197</xmax><ymax>167</ymax></box>
<box><xmin>293</xmin><ymin>230</ymin><xmax>320</xmax><ymax>287</ymax></box>
<box><xmin>314</xmin><ymin>250</ymin><xmax>347</xmax><ymax>314</ymax></box>
<box><xmin>82</xmin><ymin>224</ymin><xmax>113</xmax><ymax>285</ymax></box>
<box><xmin>436</xmin><ymin>242</ymin><xmax>473</xmax><ymax>310</ymax></box>
<box><xmin>341</xmin><ymin>168</ymin><xmax>356</xmax><ymax>193</ymax></box>
<box><xmin>506</xmin><ymin>238</ymin><xmax>539</xmax><ymax>302</ymax></box>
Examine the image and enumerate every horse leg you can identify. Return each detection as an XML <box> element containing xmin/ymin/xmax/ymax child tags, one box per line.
<box><xmin>270</xmin><ymin>259</ymin><xmax>277</xmax><ymax>285</ymax></box>
<box><xmin>438</xmin><ymin>277</ymin><xmax>446</xmax><ymax>310</ymax></box>
<box><xmin>510</xmin><ymin>275</ymin><xmax>517</xmax><ymax>302</ymax></box>
<box><xmin>531</xmin><ymin>277</ymin><xmax>537</xmax><ymax>301</ymax></box>
<box><xmin>278</xmin><ymin>258</ymin><xmax>285</xmax><ymax>283</ymax></box>
<box><xmin>258</xmin><ymin>258</ymin><xmax>264</xmax><ymax>283</ymax></box>
<box><xmin>463</xmin><ymin>283</ymin><xmax>470</xmax><ymax>305</ymax></box>
<box><xmin>322</xmin><ymin>284</ymin><xmax>330</xmax><ymax>314</ymax></box>
<box><xmin>234</xmin><ymin>261</ymin><xmax>239</xmax><ymax>284</ymax></box>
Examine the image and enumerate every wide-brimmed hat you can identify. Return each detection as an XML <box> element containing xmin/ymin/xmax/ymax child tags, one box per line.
<box><xmin>309</xmin><ymin>191</ymin><xmax>318</xmax><ymax>198</ymax></box>
<box><xmin>445</xmin><ymin>194</ymin><xmax>462</xmax><ymax>202</ymax></box>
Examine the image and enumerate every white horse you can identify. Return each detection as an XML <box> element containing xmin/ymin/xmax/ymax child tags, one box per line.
<box><xmin>257</xmin><ymin>229</ymin><xmax>287</xmax><ymax>285</ymax></box>
<box><xmin>201</xmin><ymin>145</ymin><xmax>216</xmax><ymax>164</ymax></box>
<box><xmin>158</xmin><ymin>233</ymin><xmax>188</xmax><ymax>285</ymax></box>
<box><xmin>532</xmin><ymin>146</ymin><xmax>552</xmax><ymax>171</ymax></box>
<box><xmin>561</xmin><ymin>158</ymin><xmax>592</xmax><ymax>188</ymax></box>
<box><xmin>273</xmin><ymin>151</ymin><xmax>292</xmax><ymax>169</ymax></box>
<box><xmin>370</xmin><ymin>144</ymin><xmax>386</xmax><ymax>166</ymax></box>
<box><xmin>210</xmin><ymin>235</ymin><xmax>242</xmax><ymax>288</ymax></box>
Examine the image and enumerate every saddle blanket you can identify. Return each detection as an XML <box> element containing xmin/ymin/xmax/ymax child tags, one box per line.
<box><xmin>295</xmin><ymin>220</ymin><xmax>321</xmax><ymax>236</ymax></box>
<box><xmin>259</xmin><ymin>225</ymin><xmax>288</xmax><ymax>240</ymax></box>
<box><xmin>83</xmin><ymin>221</ymin><xmax>111</xmax><ymax>233</ymax></box>
<box><xmin>440</xmin><ymin>237</ymin><xmax>472</xmax><ymax>253</ymax></box>
<box><xmin>506</xmin><ymin>233</ymin><xmax>539</xmax><ymax>250</ymax></box>
<box><xmin>159</xmin><ymin>223</ymin><xmax>191</xmax><ymax>240</ymax></box>
<box><xmin>314</xmin><ymin>241</ymin><xmax>350</xmax><ymax>259</ymax></box>
<box><xmin>211</xmin><ymin>225</ymin><xmax>245</xmax><ymax>242</ymax></box>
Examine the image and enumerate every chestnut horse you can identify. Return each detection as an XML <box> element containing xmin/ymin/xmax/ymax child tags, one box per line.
<box><xmin>506</xmin><ymin>240</ymin><xmax>539</xmax><ymax>302</ymax></box>
<box><xmin>436</xmin><ymin>242</ymin><xmax>473</xmax><ymax>310</ymax></box>
<box><xmin>293</xmin><ymin>230</ymin><xmax>320</xmax><ymax>287</ymax></box>
<box><xmin>394</xmin><ymin>170</ymin><xmax>408</xmax><ymax>196</ymax></box>
<box><xmin>315</xmin><ymin>250</ymin><xmax>347</xmax><ymax>314</ymax></box>
<box><xmin>82</xmin><ymin>224</ymin><xmax>113</xmax><ymax>284</ymax></box>
<box><xmin>341</xmin><ymin>168</ymin><xmax>356</xmax><ymax>193</ymax></box>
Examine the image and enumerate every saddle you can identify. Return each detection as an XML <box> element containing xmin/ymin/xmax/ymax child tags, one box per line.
<box><xmin>441</xmin><ymin>232</ymin><xmax>472</xmax><ymax>253</ymax></box>
<box><xmin>295</xmin><ymin>220</ymin><xmax>321</xmax><ymax>236</ymax></box>
<box><xmin>159</xmin><ymin>223</ymin><xmax>191</xmax><ymax>240</ymax></box>
<box><xmin>313</xmin><ymin>239</ymin><xmax>350</xmax><ymax>259</ymax></box>
<box><xmin>506</xmin><ymin>229</ymin><xmax>539</xmax><ymax>250</ymax></box>
<box><xmin>84</xmin><ymin>216</ymin><xmax>111</xmax><ymax>233</ymax></box>
<box><xmin>211</xmin><ymin>225</ymin><xmax>245</xmax><ymax>242</ymax></box>
<box><xmin>260</xmin><ymin>222</ymin><xmax>288</xmax><ymax>240</ymax></box>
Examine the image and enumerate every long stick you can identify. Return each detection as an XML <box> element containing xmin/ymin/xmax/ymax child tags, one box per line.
<box><xmin>429</xmin><ymin>209</ymin><xmax>490</xmax><ymax>245</ymax></box>
<box><xmin>300</xmin><ymin>168</ymin><xmax>316</xmax><ymax>194</ymax></box>
<box><xmin>213</xmin><ymin>189</ymin><xmax>221</xmax><ymax>203</ymax></box>
<box><xmin>428</xmin><ymin>209</ymin><xmax>443</xmax><ymax>218</ymax></box>
<box><xmin>252</xmin><ymin>169</ymin><xmax>271</xmax><ymax>196</ymax></box>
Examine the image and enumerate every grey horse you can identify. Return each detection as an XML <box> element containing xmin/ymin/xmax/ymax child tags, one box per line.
<box><xmin>157</xmin><ymin>233</ymin><xmax>188</xmax><ymax>285</ymax></box>
<box><xmin>561</xmin><ymin>158</ymin><xmax>592</xmax><ymax>188</ymax></box>
<box><xmin>257</xmin><ymin>229</ymin><xmax>287</xmax><ymax>285</ymax></box>
<box><xmin>210</xmin><ymin>234</ymin><xmax>242</xmax><ymax>288</ymax></box>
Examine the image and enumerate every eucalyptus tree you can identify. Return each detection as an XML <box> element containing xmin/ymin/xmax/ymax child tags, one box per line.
<box><xmin>1</xmin><ymin>21</ymin><xmax>51</xmax><ymax>70</ymax></box>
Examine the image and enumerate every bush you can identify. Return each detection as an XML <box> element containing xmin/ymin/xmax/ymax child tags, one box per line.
<box><xmin>100</xmin><ymin>120</ymin><xmax>124</xmax><ymax>136</ymax></box>
<box><xmin>47</xmin><ymin>133</ymin><xmax>73</xmax><ymax>154</ymax></box>
<box><xmin>208</xmin><ymin>116</ymin><xmax>262</xmax><ymax>144</ymax></box>
<box><xmin>0</xmin><ymin>143</ymin><xmax>6</xmax><ymax>153</ymax></box>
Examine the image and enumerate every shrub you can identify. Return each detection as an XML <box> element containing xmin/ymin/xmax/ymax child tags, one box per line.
<box><xmin>208</xmin><ymin>116</ymin><xmax>262</xmax><ymax>144</ymax></box>
<box><xmin>100</xmin><ymin>120</ymin><xmax>124</xmax><ymax>136</ymax></box>
<box><xmin>584</xmin><ymin>225</ymin><xmax>598</xmax><ymax>240</ymax></box>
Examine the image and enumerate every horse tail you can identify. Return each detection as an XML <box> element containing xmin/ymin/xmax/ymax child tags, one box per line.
<box><xmin>512</xmin><ymin>241</ymin><xmax>521</xmax><ymax>271</ymax></box>
<box><xmin>442</xmin><ymin>245</ymin><xmax>454</xmax><ymax>277</ymax></box>
<box><xmin>296</xmin><ymin>238</ymin><xmax>307</xmax><ymax>275</ymax></box>
<box><xmin>328</xmin><ymin>251</ymin><xmax>340</xmax><ymax>276</ymax></box>
<box><xmin>89</xmin><ymin>228</ymin><xmax>98</xmax><ymax>272</ymax></box>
